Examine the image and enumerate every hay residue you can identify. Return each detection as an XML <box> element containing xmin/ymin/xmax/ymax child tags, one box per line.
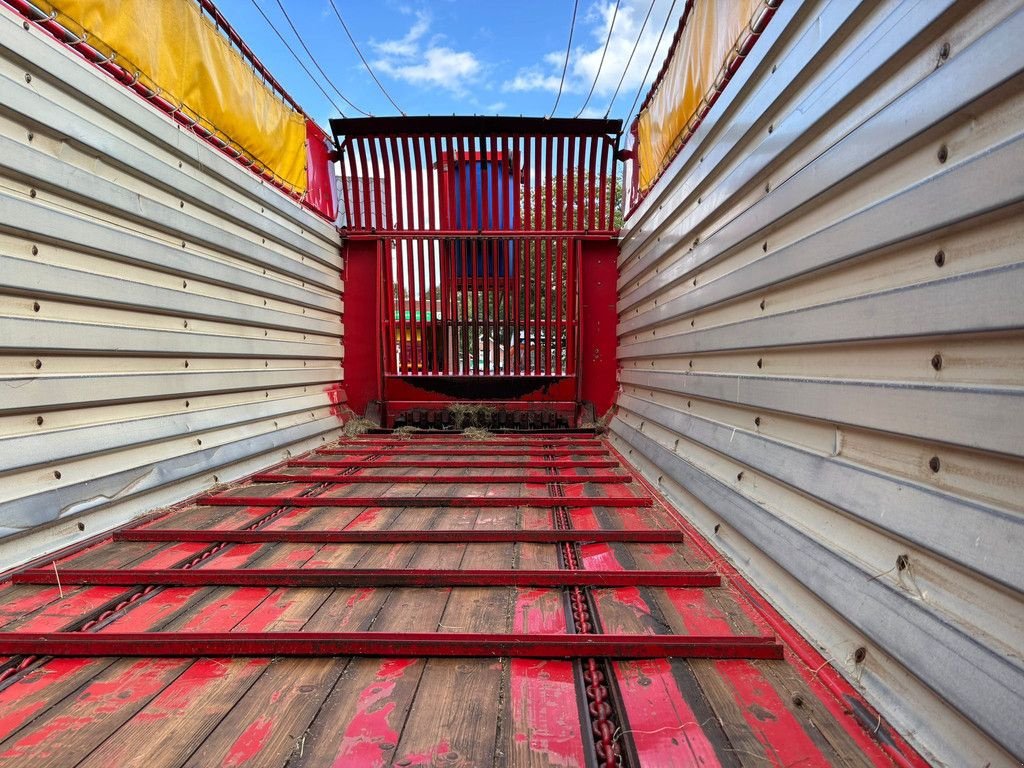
<box><xmin>341</xmin><ymin>417</ymin><xmax>377</xmax><ymax>437</ymax></box>
<box><xmin>462</xmin><ymin>426</ymin><xmax>493</xmax><ymax>440</ymax></box>
<box><xmin>392</xmin><ymin>425</ymin><xmax>423</xmax><ymax>439</ymax></box>
<box><xmin>579</xmin><ymin>406</ymin><xmax>615</xmax><ymax>434</ymax></box>
<box><xmin>447</xmin><ymin>403</ymin><xmax>497</xmax><ymax>429</ymax></box>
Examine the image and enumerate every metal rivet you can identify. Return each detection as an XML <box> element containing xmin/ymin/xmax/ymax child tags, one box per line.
<box><xmin>33</xmin><ymin>302</ymin><xmax>40</xmax><ymax>312</ymax></box>
<box><xmin>34</xmin><ymin>359</ymin><xmax>42</xmax><ymax>369</ymax></box>
<box><xmin>53</xmin><ymin>470</ymin><xmax>61</xmax><ymax>479</ymax></box>
<box><xmin>934</xmin><ymin>250</ymin><xmax>945</xmax><ymax>267</ymax></box>
<box><xmin>854</xmin><ymin>647</ymin><xmax>867</xmax><ymax>664</ymax></box>
<box><xmin>937</xmin><ymin>144</ymin><xmax>948</xmax><ymax>163</ymax></box>
<box><xmin>29</xmin><ymin>189</ymin><xmax>36</xmax><ymax>198</ymax></box>
<box><xmin>713</xmin><ymin>524</ymin><xmax>721</xmax><ymax>534</ymax></box>
<box><xmin>31</xmin><ymin>245</ymin><xmax>38</xmax><ymax>255</ymax></box>
<box><xmin>24</xmin><ymin>73</ymin><xmax>32</xmax><ymax>83</ymax></box>
<box><xmin>754</xmin><ymin>417</ymin><xmax>761</xmax><ymax>427</ymax></box>
<box><xmin>185</xmin><ymin>400</ymin><xmax>190</xmax><ymax>407</ymax></box>
<box><xmin>77</xmin><ymin>522</ymin><xmax>85</xmax><ymax>531</ymax></box>
<box><xmin>197</xmin><ymin>439</ymin><xmax>202</xmax><ymax>445</ymax></box>
<box><xmin>896</xmin><ymin>554</ymin><xmax>909</xmax><ymax>571</ymax></box>
<box><xmin>27</xmin><ymin>132</ymin><xmax>33</xmax><ymax>141</ymax></box>
<box><xmin>687</xmin><ymin>401</ymin><xmax>692</xmax><ymax>408</ymax></box>
<box><xmin>36</xmin><ymin>416</ymin><xmax>44</xmax><ymax>425</ymax></box>
<box><xmin>184</xmin><ymin>360</ymin><xmax>189</xmax><ymax>368</ymax></box>
<box><xmin>931</xmin><ymin>354</ymin><xmax>942</xmax><ymax>371</ymax></box>
<box><xmin>928</xmin><ymin>456</ymin><xmax>940</xmax><ymax>472</ymax></box>
<box><xmin>792</xmin><ymin>695</ymin><xmax>804</xmax><ymax>707</ymax></box>
<box><xmin>756</xmin><ymin>358</ymin><xmax>763</xmax><ymax>369</ymax></box>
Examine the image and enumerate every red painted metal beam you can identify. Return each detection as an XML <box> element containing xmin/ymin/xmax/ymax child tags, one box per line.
<box><xmin>0</xmin><ymin>632</ymin><xmax>782</xmax><ymax>659</ymax></box>
<box><xmin>197</xmin><ymin>495</ymin><xmax>653</xmax><ymax>508</ymax></box>
<box><xmin>318</xmin><ymin>448</ymin><xmax>608</xmax><ymax>456</ymax></box>
<box><xmin>114</xmin><ymin>529</ymin><xmax>685</xmax><ymax>544</ymax></box>
<box><xmin>291</xmin><ymin>459</ymin><xmax>619</xmax><ymax>469</ymax></box>
<box><xmin>250</xmin><ymin>473</ymin><xmax>632</xmax><ymax>485</ymax></box>
<box><xmin>345</xmin><ymin>439</ymin><xmax>601</xmax><ymax>447</ymax></box>
<box><xmin>14</xmin><ymin>568</ymin><xmax>719</xmax><ymax>588</ymax></box>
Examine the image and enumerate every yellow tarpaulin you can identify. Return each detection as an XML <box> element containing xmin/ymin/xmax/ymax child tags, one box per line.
<box><xmin>636</xmin><ymin>0</ymin><xmax>765</xmax><ymax>192</ymax></box>
<box><xmin>42</xmin><ymin>0</ymin><xmax>308</xmax><ymax>193</ymax></box>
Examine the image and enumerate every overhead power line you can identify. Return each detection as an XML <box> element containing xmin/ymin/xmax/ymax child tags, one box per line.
<box><xmin>549</xmin><ymin>0</ymin><xmax>580</xmax><ymax>117</ymax></box>
<box><xmin>575</xmin><ymin>0</ymin><xmax>622</xmax><ymax>118</ymax></box>
<box><xmin>328</xmin><ymin>0</ymin><xmax>406</xmax><ymax>116</ymax></box>
<box><xmin>248</xmin><ymin>0</ymin><xmax>345</xmax><ymax>117</ymax></box>
<box><xmin>604</xmin><ymin>0</ymin><xmax>656</xmax><ymax>118</ymax></box>
<box><xmin>624</xmin><ymin>0</ymin><xmax>679</xmax><ymax>127</ymax></box>
<box><xmin>271</xmin><ymin>0</ymin><xmax>371</xmax><ymax>116</ymax></box>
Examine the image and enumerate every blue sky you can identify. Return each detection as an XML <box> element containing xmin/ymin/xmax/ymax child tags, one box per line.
<box><xmin>214</xmin><ymin>0</ymin><xmax>684</xmax><ymax>130</ymax></box>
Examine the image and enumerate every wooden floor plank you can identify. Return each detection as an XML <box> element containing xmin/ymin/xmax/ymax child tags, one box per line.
<box><xmin>0</xmin><ymin>657</ymin><xmax>188</xmax><ymax>767</ymax></box>
<box><xmin>75</xmin><ymin>658</ymin><xmax>269</xmax><ymax>768</ymax></box>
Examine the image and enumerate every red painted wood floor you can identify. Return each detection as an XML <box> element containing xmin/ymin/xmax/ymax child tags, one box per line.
<box><xmin>0</xmin><ymin>432</ymin><xmax>926</xmax><ymax>767</ymax></box>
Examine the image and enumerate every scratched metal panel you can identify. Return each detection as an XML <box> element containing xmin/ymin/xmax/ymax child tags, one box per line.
<box><xmin>0</xmin><ymin>10</ymin><xmax>344</xmax><ymax>569</ymax></box>
<box><xmin>614</xmin><ymin>1</ymin><xmax>1024</xmax><ymax>765</ymax></box>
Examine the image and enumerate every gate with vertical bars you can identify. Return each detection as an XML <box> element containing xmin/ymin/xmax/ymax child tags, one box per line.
<box><xmin>331</xmin><ymin>117</ymin><xmax>622</xmax><ymax>427</ymax></box>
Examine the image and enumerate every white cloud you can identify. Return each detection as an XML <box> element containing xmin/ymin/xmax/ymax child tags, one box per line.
<box><xmin>503</xmin><ymin>69</ymin><xmax>563</xmax><ymax>93</ymax></box>
<box><xmin>370</xmin><ymin>13</ymin><xmax>481</xmax><ymax>94</ymax></box>
<box><xmin>501</xmin><ymin>0</ymin><xmax>685</xmax><ymax>117</ymax></box>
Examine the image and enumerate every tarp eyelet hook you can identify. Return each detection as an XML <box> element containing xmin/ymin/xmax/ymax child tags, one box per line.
<box><xmin>126</xmin><ymin>70</ymin><xmax>141</xmax><ymax>87</ymax></box>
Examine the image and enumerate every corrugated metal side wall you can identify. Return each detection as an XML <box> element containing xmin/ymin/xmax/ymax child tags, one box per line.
<box><xmin>613</xmin><ymin>1</ymin><xmax>1024</xmax><ymax>765</ymax></box>
<box><xmin>0</xmin><ymin>11</ymin><xmax>344</xmax><ymax>568</ymax></box>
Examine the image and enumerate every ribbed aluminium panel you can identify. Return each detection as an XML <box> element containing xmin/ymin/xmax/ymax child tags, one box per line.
<box><xmin>0</xmin><ymin>9</ymin><xmax>344</xmax><ymax>569</ymax></box>
<box><xmin>614</xmin><ymin>1</ymin><xmax>1024</xmax><ymax>766</ymax></box>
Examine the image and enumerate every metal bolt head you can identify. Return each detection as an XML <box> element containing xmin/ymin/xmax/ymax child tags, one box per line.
<box><xmin>931</xmin><ymin>353</ymin><xmax>943</xmax><ymax>371</ymax></box>
<box><xmin>929</xmin><ymin>456</ymin><xmax>941</xmax><ymax>472</ymax></box>
<box><xmin>937</xmin><ymin>144</ymin><xmax>948</xmax><ymax>163</ymax></box>
<box><xmin>934</xmin><ymin>250</ymin><xmax>945</xmax><ymax>267</ymax></box>
<box><xmin>854</xmin><ymin>647</ymin><xmax>867</xmax><ymax>664</ymax></box>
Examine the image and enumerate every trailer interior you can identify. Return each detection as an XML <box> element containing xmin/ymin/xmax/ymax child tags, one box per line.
<box><xmin>0</xmin><ymin>1</ymin><xmax>1021</xmax><ymax>767</ymax></box>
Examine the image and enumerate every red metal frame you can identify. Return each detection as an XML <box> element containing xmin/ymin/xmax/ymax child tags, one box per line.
<box><xmin>197</xmin><ymin>495</ymin><xmax>652</xmax><ymax>508</ymax></box>
<box><xmin>0</xmin><ymin>632</ymin><xmax>783</xmax><ymax>660</ymax></box>
<box><xmin>14</xmin><ymin>568</ymin><xmax>719</xmax><ymax>588</ymax></box>
<box><xmin>318</xmin><ymin>447</ymin><xmax>607</xmax><ymax>456</ymax></box>
<box><xmin>332</xmin><ymin>116</ymin><xmax>623</xmax><ymax>424</ymax></box>
<box><xmin>249</xmin><ymin>473</ymin><xmax>631</xmax><ymax>484</ymax></box>
<box><xmin>291</xmin><ymin>459</ymin><xmax>619</xmax><ymax>469</ymax></box>
<box><xmin>113</xmin><ymin>529</ymin><xmax>684</xmax><ymax>544</ymax></box>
